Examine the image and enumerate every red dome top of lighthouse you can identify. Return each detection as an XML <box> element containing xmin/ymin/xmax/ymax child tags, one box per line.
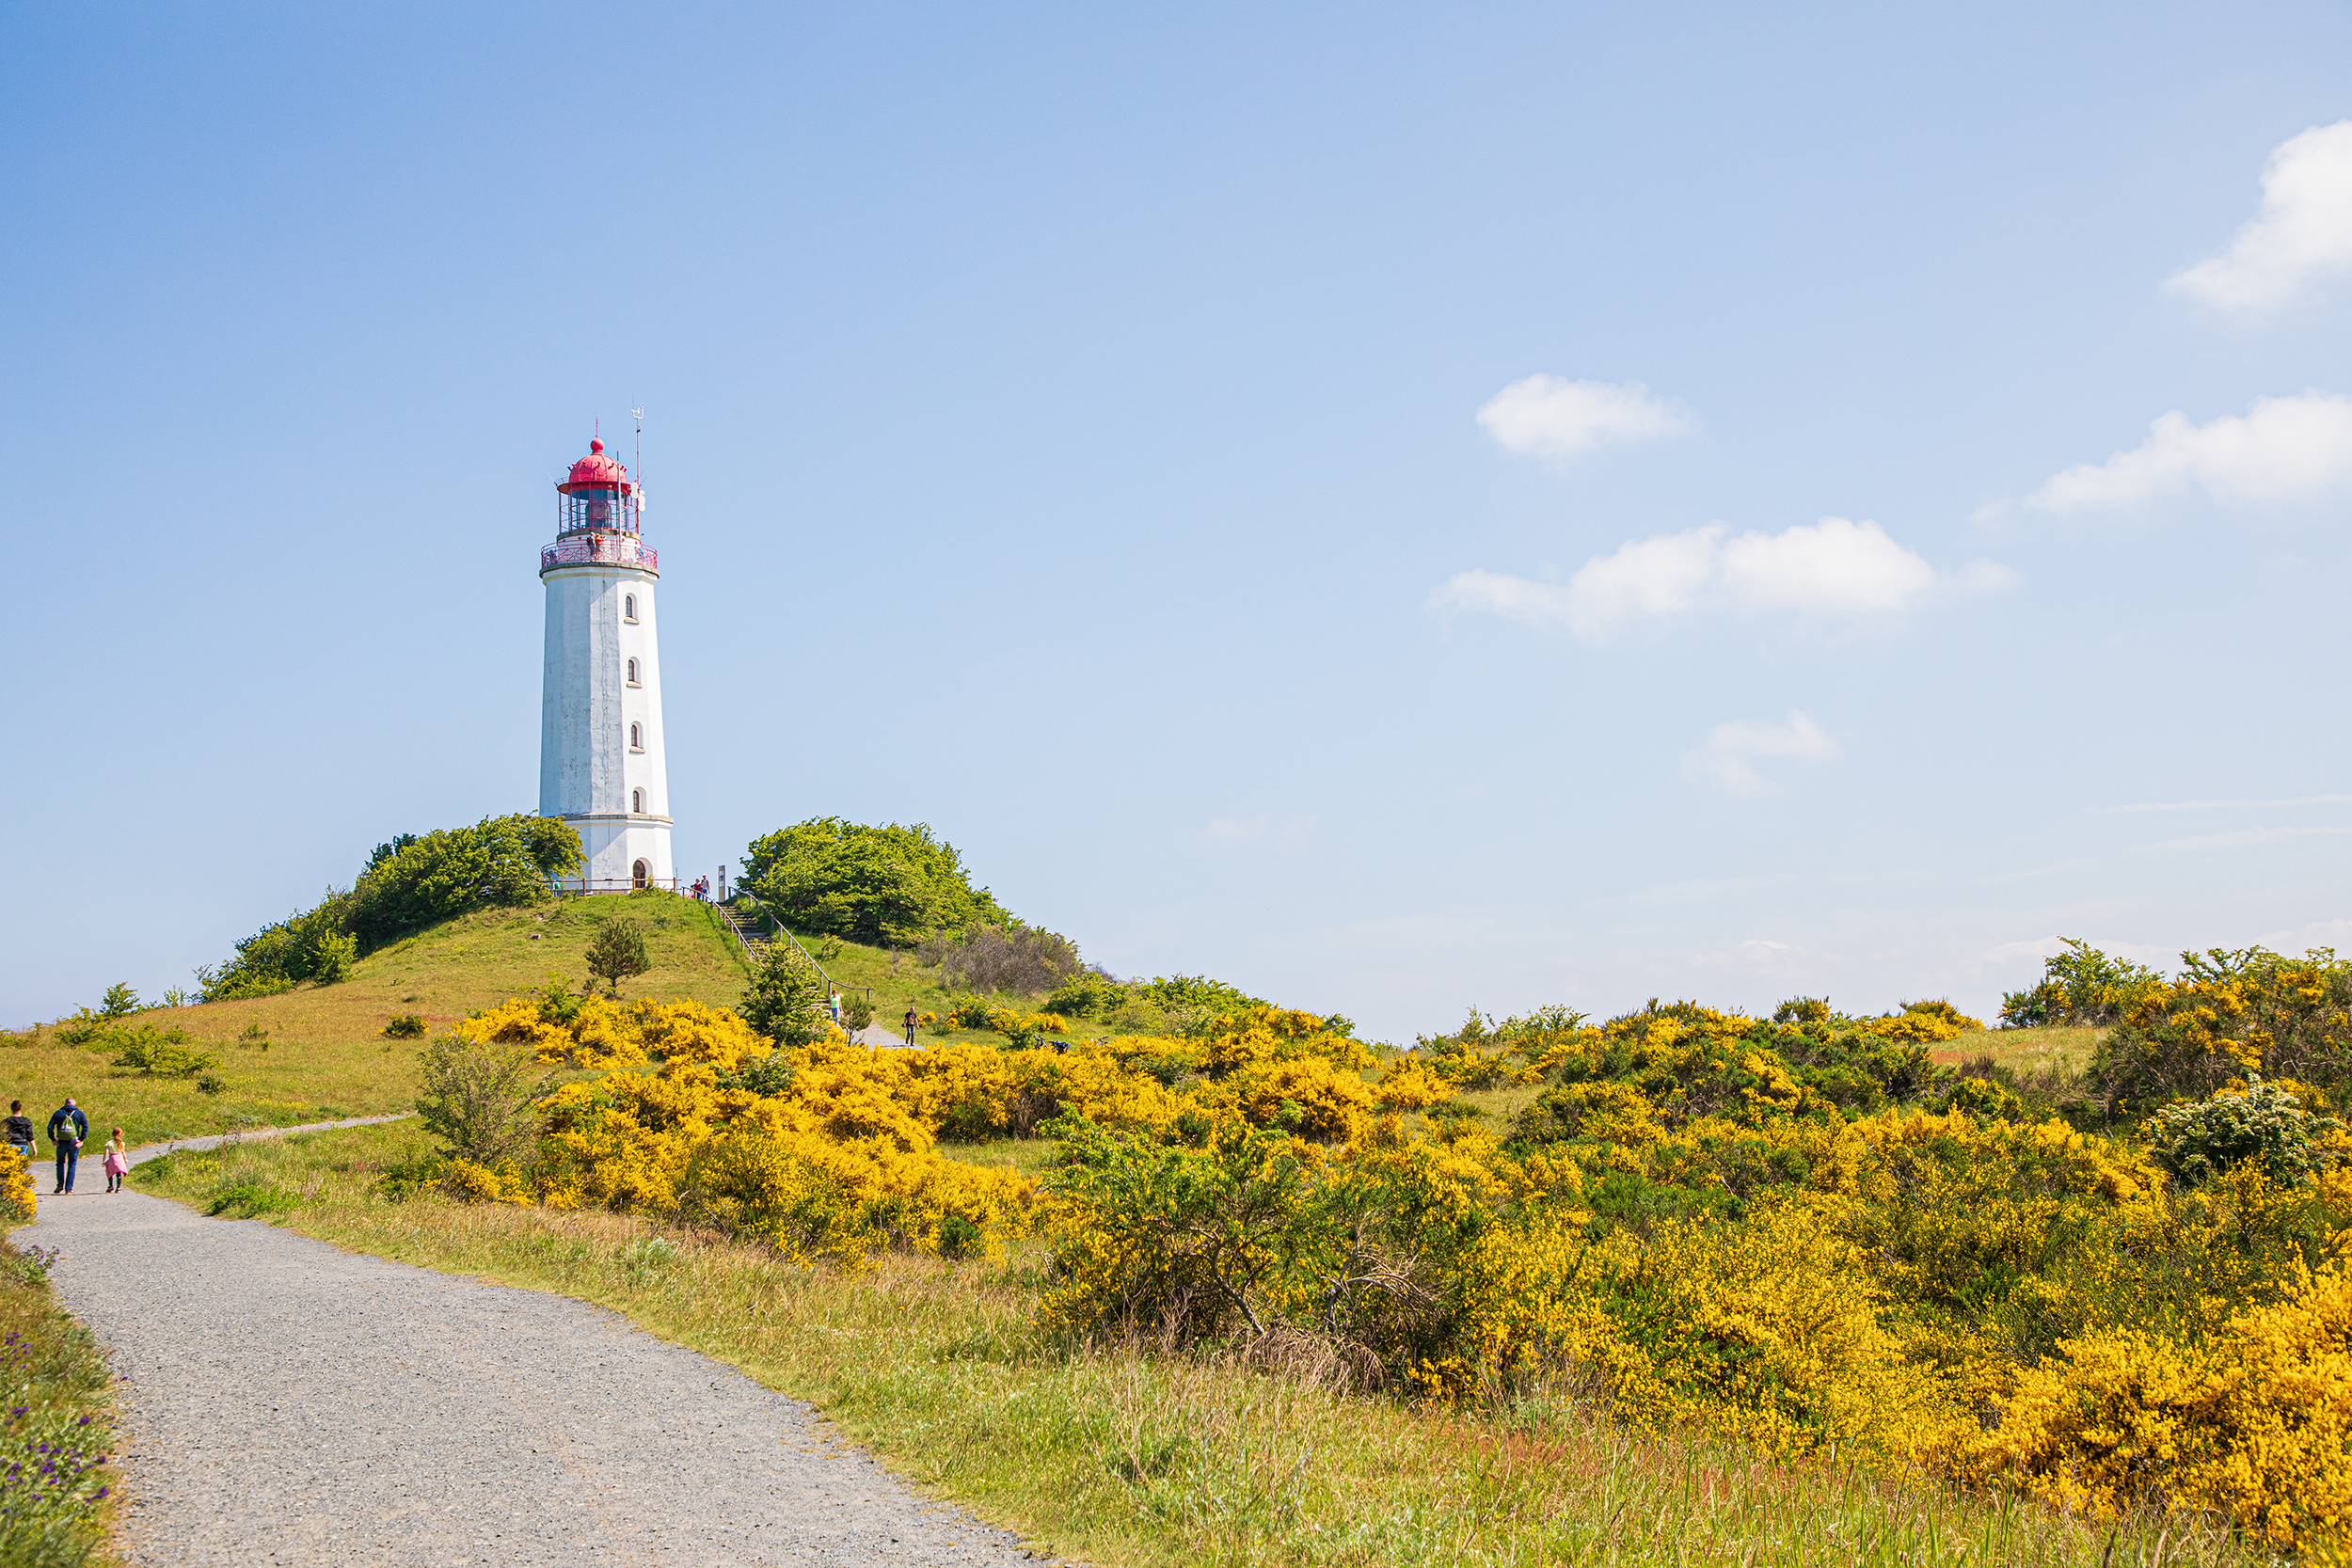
<box><xmin>559</xmin><ymin>437</ymin><xmax>631</xmax><ymax>495</ymax></box>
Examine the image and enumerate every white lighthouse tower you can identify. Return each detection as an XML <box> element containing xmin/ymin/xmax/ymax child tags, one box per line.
<box><xmin>539</xmin><ymin>436</ymin><xmax>673</xmax><ymax>891</ymax></box>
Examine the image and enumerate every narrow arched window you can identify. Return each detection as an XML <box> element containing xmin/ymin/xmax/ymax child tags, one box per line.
<box><xmin>631</xmin><ymin>859</ymin><xmax>649</xmax><ymax>890</ymax></box>
<box><xmin>631</xmin><ymin>787</ymin><xmax>644</xmax><ymax>814</ymax></box>
<box><xmin>623</xmin><ymin>594</ymin><xmax>638</xmax><ymax>623</ymax></box>
<box><xmin>626</xmin><ymin>657</ymin><xmax>639</xmax><ymax>685</ymax></box>
<box><xmin>628</xmin><ymin>722</ymin><xmax>643</xmax><ymax>750</ymax></box>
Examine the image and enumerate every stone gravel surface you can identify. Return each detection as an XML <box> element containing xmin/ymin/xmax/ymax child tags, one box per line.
<box><xmin>30</xmin><ymin>1124</ymin><xmax>1053</xmax><ymax>1566</ymax></box>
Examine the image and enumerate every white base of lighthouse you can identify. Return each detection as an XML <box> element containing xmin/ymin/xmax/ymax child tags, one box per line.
<box><xmin>564</xmin><ymin>813</ymin><xmax>675</xmax><ymax>891</ymax></box>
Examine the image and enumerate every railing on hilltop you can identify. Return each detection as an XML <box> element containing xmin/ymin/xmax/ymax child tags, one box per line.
<box><xmin>555</xmin><ymin>877</ymin><xmax>679</xmax><ymax>895</ymax></box>
<box><xmin>726</xmin><ymin>889</ymin><xmax>835</xmax><ymax>995</ymax></box>
<box><xmin>540</xmin><ymin>533</ymin><xmax>658</xmax><ymax>574</ymax></box>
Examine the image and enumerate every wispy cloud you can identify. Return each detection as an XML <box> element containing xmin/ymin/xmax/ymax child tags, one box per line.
<box><xmin>1432</xmin><ymin>517</ymin><xmax>2013</xmax><ymax>642</ymax></box>
<box><xmin>2105</xmin><ymin>793</ymin><xmax>2352</xmax><ymax>814</ymax></box>
<box><xmin>2024</xmin><ymin>392</ymin><xmax>2352</xmax><ymax>512</ymax></box>
<box><xmin>2169</xmin><ymin>120</ymin><xmax>2352</xmax><ymax>317</ymax></box>
<box><xmin>1681</xmin><ymin>711</ymin><xmax>1841</xmax><ymax>797</ymax></box>
<box><xmin>2151</xmin><ymin>825</ymin><xmax>2352</xmax><ymax>851</ymax></box>
<box><xmin>1476</xmin><ymin>375</ymin><xmax>1689</xmax><ymax>463</ymax></box>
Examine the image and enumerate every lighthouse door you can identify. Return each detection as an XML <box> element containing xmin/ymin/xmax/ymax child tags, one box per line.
<box><xmin>631</xmin><ymin>859</ymin><xmax>650</xmax><ymax>890</ymax></box>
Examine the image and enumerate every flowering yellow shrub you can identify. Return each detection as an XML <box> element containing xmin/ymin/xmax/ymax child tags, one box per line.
<box><xmin>0</xmin><ymin>1153</ymin><xmax>35</xmax><ymax>1224</ymax></box>
<box><xmin>1965</xmin><ymin>1259</ymin><xmax>2352</xmax><ymax>1550</ymax></box>
<box><xmin>410</xmin><ymin>974</ymin><xmax>2352</xmax><ymax>1552</ymax></box>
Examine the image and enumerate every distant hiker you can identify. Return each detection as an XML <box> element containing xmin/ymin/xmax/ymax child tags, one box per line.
<box><xmin>47</xmin><ymin>1100</ymin><xmax>87</xmax><ymax>1196</ymax></box>
<box><xmin>2</xmin><ymin>1102</ymin><xmax>32</xmax><ymax>1161</ymax></box>
<box><xmin>103</xmin><ymin>1129</ymin><xmax>129</xmax><ymax>1195</ymax></box>
<box><xmin>829</xmin><ymin>992</ymin><xmax>843</xmax><ymax>1026</ymax></box>
<box><xmin>902</xmin><ymin>1006</ymin><xmax>917</xmax><ymax>1047</ymax></box>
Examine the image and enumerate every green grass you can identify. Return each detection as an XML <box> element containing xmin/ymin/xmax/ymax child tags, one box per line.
<box><xmin>131</xmin><ymin>1123</ymin><xmax>2245</xmax><ymax>1568</ymax></box>
<box><xmin>1</xmin><ymin>889</ymin><xmax>1122</xmax><ymax>1146</ymax></box>
<box><xmin>1936</xmin><ymin>1026</ymin><xmax>2106</xmax><ymax>1080</ymax></box>
<box><xmin>0</xmin><ymin>1240</ymin><xmax>115</xmax><ymax>1566</ymax></box>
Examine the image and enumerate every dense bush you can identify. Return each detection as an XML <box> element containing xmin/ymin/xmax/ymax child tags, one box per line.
<box><xmin>739</xmin><ymin>943</ymin><xmax>829</xmax><ymax>1048</ymax></box>
<box><xmin>918</xmin><ymin>924</ymin><xmax>1081</xmax><ymax>995</ymax></box>
<box><xmin>105</xmin><ymin>1023</ymin><xmax>221</xmax><ymax>1078</ymax></box>
<box><xmin>2000</xmin><ymin>938</ymin><xmax>2164</xmax><ymax>1028</ymax></box>
<box><xmin>2091</xmin><ymin>945</ymin><xmax>2352</xmax><ymax>1117</ymax></box>
<box><xmin>200</xmin><ymin>816</ymin><xmax>583</xmax><ymax>1000</ymax></box>
<box><xmin>584</xmin><ymin>916</ymin><xmax>652</xmax><ymax>997</ymax></box>
<box><xmin>1043</xmin><ymin>970</ymin><xmax>1128</xmax><ymax>1020</ymax></box>
<box><xmin>2145</xmin><ymin>1075</ymin><xmax>2334</xmax><ymax>1185</ymax></box>
<box><xmin>740</xmin><ymin>817</ymin><xmax>1010</xmax><ymax>944</ymax></box>
<box><xmin>415</xmin><ymin>1033</ymin><xmax>552</xmax><ymax>1168</ymax></box>
<box><xmin>360</xmin><ymin>962</ymin><xmax>2352</xmax><ymax>1555</ymax></box>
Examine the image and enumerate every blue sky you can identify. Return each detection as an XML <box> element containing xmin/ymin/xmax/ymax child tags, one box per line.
<box><xmin>8</xmin><ymin>2</ymin><xmax>2352</xmax><ymax>1038</ymax></box>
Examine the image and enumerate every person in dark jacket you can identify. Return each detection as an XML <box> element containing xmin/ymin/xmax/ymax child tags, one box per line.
<box><xmin>2</xmin><ymin>1102</ymin><xmax>33</xmax><ymax>1163</ymax></box>
<box><xmin>47</xmin><ymin>1100</ymin><xmax>87</xmax><ymax>1196</ymax></box>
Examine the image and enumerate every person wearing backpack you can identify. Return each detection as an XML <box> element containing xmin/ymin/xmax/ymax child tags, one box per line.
<box><xmin>47</xmin><ymin>1100</ymin><xmax>87</xmax><ymax>1196</ymax></box>
<box><xmin>2</xmin><ymin>1102</ymin><xmax>34</xmax><ymax>1163</ymax></box>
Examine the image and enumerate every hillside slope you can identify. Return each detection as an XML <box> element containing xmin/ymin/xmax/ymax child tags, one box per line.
<box><xmin>4</xmin><ymin>888</ymin><xmax>1114</xmax><ymax>1148</ymax></box>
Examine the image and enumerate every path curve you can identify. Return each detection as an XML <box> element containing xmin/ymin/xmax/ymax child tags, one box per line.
<box><xmin>28</xmin><ymin>1129</ymin><xmax>1049</xmax><ymax>1565</ymax></box>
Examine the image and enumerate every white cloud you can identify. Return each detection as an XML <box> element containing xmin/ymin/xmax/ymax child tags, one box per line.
<box><xmin>2151</xmin><ymin>825</ymin><xmax>2352</xmax><ymax>851</ymax></box>
<box><xmin>1476</xmin><ymin>375</ymin><xmax>1688</xmax><ymax>462</ymax></box>
<box><xmin>2025</xmin><ymin>392</ymin><xmax>2352</xmax><ymax>512</ymax></box>
<box><xmin>1681</xmin><ymin>711</ymin><xmax>1841</xmax><ymax>797</ymax></box>
<box><xmin>1431</xmin><ymin>516</ymin><xmax>2012</xmax><ymax>642</ymax></box>
<box><xmin>2105</xmin><ymin>793</ymin><xmax>2352</xmax><ymax>813</ymax></box>
<box><xmin>2169</xmin><ymin>121</ymin><xmax>2352</xmax><ymax>316</ymax></box>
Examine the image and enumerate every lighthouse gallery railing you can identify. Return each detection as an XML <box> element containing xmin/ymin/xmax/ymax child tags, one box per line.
<box><xmin>540</xmin><ymin>534</ymin><xmax>659</xmax><ymax>573</ymax></box>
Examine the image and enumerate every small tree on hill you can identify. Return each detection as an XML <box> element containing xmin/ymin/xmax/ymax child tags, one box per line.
<box><xmin>416</xmin><ymin>1034</ymin><xmax>551</xmax><ymax>1167</ymax></box>
<box><xmin>740</xmin><ymin>944</ymin><xmax>827</xmax><ymax>1047</ymax></box>
<box><xmin>98</xmin><ymin>983</ymin><xmax>140</xmax><ymax>1019</ymax></box>
<box><xmin>584</xmin><ymin>917</ymin><xmax>652</xmax><ymax>997</ymax></box>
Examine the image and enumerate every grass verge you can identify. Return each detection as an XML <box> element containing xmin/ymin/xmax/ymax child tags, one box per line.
<box><xmin>134</xmin><ymin>1122</ymin><xmax>2244</xmax><ymax>1568</ymax></box>
<box><xmin>0</xmin><ymin>1236</ymin><xmax>114</xmax><ymax>1568</ymax></box>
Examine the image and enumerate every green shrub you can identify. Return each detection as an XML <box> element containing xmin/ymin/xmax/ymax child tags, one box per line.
<box><xmin>207</xmin><ymin>1182</ymin><xmax>300</xmax><ymax>1218</ymax></box>
<box><xmin>96</xmin><ymin>983</ymin><xmax>138</xmax><ymax>1019</ymax></box>
<box><xmin>739</xmin><ymin>817</ymin><xmax>1012</xmax><ymax>944</ymax></box>
<box><xmin>841</xmin><ymin>991</ymin><xmax>875</xmax><ymax>1032</ymax></box>
<box><xmin>1999</xmin><ymin>939</ymin><xmax>2163</xmax><ymax>1028</ymax></box>
<box><xmin>584</xmin><ymin>917</ymin><xmax>652</xmax><ymax>997</ymax></box>
<box><xmin>106</xmin><ymin>1024</ymin><xmax>221</xmax><ymax>1078</ymax></box>
<box><xmin>739</xmin><ymin>945</ymin><xmax>828</xmax><ymax>1048</ymax></box>
<box><xmin>200</xmin><ymin>815</ymin><xmax>585</xmax><ymax>1000</ymax></box>
<box><xmin>1045</xmin><ymin>971</ymin><xmax>1130</xmax><ymax>1020</ymax></box>
<box><xmin>2145</xmin><ymin>1076</ymin><xmax>2334</xmax><ymax>1185</ymax></box>
<box><xmin>414</xmin><ymin>1035</ymin><xmax>550</xmax><ymax>1167</ymax></box>
<box><xmin>380</xmin><ymin>1015</ymin><xmax>427</xmax><ymax>1039</ymax></box>
<box><xmin>195</xmin><ymin>1073</ymin><xmax>228</xmax><ymax>1096</ymax></box>
<box><xmin>2092</xmin><ymin>946</ymin><xmax>2352</xmax><ymax>1116</ymax></box>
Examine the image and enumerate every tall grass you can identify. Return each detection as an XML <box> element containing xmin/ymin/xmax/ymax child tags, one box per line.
<box><xmin>0</xmin><ymin>1241</ymin><xmax>114</xmax><ymax>1568</ymax></box>
<box><xmin>137</xmin><ymin>1123</ymin><xmax>2246</xmax><ymax>1568</ymax></box>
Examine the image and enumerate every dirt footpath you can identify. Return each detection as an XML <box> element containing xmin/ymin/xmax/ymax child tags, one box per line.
<box><xmin>31</xmin><ymin>1156</ymin><xmax>1049</xmax><ymax>1565</ymax></box>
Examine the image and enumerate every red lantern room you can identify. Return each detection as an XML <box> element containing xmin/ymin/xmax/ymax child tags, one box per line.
<box><xmin>556</xmin><ymin>437</ymin><xmax>641</xmax><ymax>534</ymax></box>
<box><xmin>541</xmin><ymin>436</ymin><xmax>657</xmax><ymax>576</ymax></box>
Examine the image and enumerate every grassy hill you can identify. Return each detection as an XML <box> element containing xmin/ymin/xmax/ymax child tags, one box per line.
<box><xmin>0</xmin><ymin>889</ymin><xmax>1128</xmax><ymax>1147</ymax></box>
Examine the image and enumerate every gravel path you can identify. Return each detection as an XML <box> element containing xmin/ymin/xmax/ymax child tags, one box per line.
<box><xmin>27</xmin><ymin>1124</ymin><xmax>1052</xmax><ymax>1566</ymax></box>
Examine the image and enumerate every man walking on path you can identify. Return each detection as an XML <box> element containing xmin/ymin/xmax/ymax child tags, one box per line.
<box><xmin>47</xmin><ymin>1100</ymin><xmax>87</xmax><ymax>1195</ymax></box>
<box><xmin>903</xmin><ymin>1006</ymin><xmax>918</xmax><ymax>1046</ymax></box>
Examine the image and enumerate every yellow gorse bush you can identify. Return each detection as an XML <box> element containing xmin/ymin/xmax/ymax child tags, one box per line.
<box><xmin>411</xmin><ymin>968</ymin><xmax>2352</xmax><ymax>1553</ymax></box>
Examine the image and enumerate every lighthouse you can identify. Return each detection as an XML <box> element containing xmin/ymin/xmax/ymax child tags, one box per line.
<box><xmin>538</xmin><ymin>436</ymin><xmax>673</xmax><ymax>891</ymax></box>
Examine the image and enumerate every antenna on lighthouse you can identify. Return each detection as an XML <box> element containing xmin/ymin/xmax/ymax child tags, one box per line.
<box><xmin>631</xmin><ymin>404</ymin><xmax>646</xmax><ymax>521</ymax></box>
